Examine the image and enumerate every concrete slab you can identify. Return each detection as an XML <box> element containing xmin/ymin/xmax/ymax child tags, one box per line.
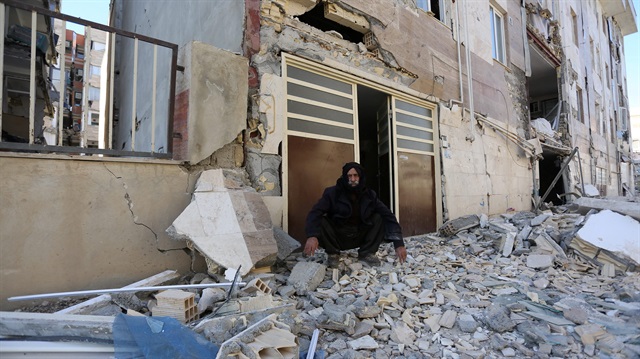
<box><xmin>573</xmin><ymin>197</ymin><xmax>640</xmax><ymax>221</ymax></box>
<box><xmin>167</xmin><ymin>169</ymin><xmax>278</xmax><ymax>275</ymax></box>
<box><xmin>575</xmin><ymin>210</ymin><xmax>640</xmax><ymax>265</ymax></box>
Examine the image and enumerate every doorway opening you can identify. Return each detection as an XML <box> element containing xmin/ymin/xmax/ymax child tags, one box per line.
<box><xmin>538</xmin><ymin>150</ymin><xmax>567</xmax><ymax>205</ymax></box>
<box><xmin>356</xmin><ymin>85</ymin><xmax>392</xmax><ymax>209</ymax></box>
<box><xmin>527</xmin><ymin>41</ymin><xmax>566</xmax><ymax>204</ymax></box>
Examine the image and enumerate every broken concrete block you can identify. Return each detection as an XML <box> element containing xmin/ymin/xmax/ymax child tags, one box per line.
<box><xmin>562</xmin><ymin>307</ymin><xmax>588</xmax><ymax>325</ymax></box>
<box><xmin>424</xmin><ymin>315</ymin><xmax>442</xmax><ymax>332</ymax></box>
<box><xmin>242</xmin><ymin>278</ymin><xmax>272</xmax><ymax>296</ymax></box>
<box><xmin>439</xmin><ymin>310</ymin><xmax>457</xmax><ymax>329</ymax></box>
<box><xmin>574</xmin><ymin>324</ymin><xmax>607</xmax><ymax>345</ymax></box>
<box><xmin>390</xmin><ymin>322</ymin><xmax>416</xmax><ymax>345</ymax></box>
<box><xmin>573</xmin><ymin>197</ymin><xmax>640</xmax><ymax>220</ymax></box>
<box><xmin>317</xmin><ymin>303</ymin><xmax>356</xmax><ymax>335</ymax></box>
<box><xmin>245</xmin><ymin>147</ymin><xmax>282</xmax><ymax>196</ymax></box>
<box><xmin>483</xmin><ymin>305</ymin><xmax>516</xmax><ymax>332</ymax></box>
<box><xmin>167</xmin><ymin>169</ymin><xmax>278</xmax><ymax>276</ymax></box>
<box><xmin>526</xmin><ymin>254</ymin><xmax>554</xmax><ymax>269</ymax></box>
<box><xmin>582</xmin><ymin>184</ymin><xmax>600</xmax><ymax>197</ymax></box>
<box><xmin>216</xmin><ymin>314</ymin><xmax>298</xmax><ymax>359</ymax></box>
<box><xmin>573</xmin><ymin>210</ymin><xmax>640</xmax><ymax>269</ymax></box>
<box><xmin>348</xmin><ymin>335</ymin><xmax>379</xmax><ymax>350</ymax></box>
<box><xmin>273</xmin><ymin>226</ymin><xmax>301</xmax><ymax>261</ymax></box>
<box><xmin>530</xmin><ymin>213</ymin><xmax>551</xmax><ymax>226</ymax></box>
<box><xmin>533</xmin><ymin>278</ymin><xmax>549</xmax><ymax>289</ymax></box>
<box><xmin>238</xmin><ymin>295</ymin><xmax>276</xmax><ymax>312</ymax></box>
<box><xmin>352</xmin><ymin>319</ymin><xmax>375</xmax><ymax>339</ymax></box>
<box><xmin>287</xmin><ymin>261</ymin><xmax>326</xmax><ymax>295</ymax></box>
<box><xmin>439</xmin><ymin>215</ymin><xmax>480</xmax><ymax>236</ymax></box>
<box><xmin>197</xmin><ymin>287</ymin><xmax>227</xmax><ymax>313</ymax></box>
<box><xmin>354</xmin><ymin>305</ymin><xmax>382</xmax><ymax>319</ymax></box>
<box><xmin>152</xmin><ymin>290</ymin><xmax>199</xmax><ymax>323</ymax></box>
<box><xmin>501</xmin><ymin>232</ymin><xmax>516</xmax><ymax>257</ymax></box>
<box><xmin>457</xmin><ymin>314</ymin><xmax>478</xmax><ymax>333</ymax></box>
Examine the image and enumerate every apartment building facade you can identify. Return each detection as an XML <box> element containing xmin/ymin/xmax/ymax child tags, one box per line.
<box><xmin>0</xmin><ymin>0</ymin><xmax>636</xmax><ymax>308</ymax></box>
<box><xmin>112</xmin><ymin>0</ymin><xmax>636</xmax><ymax>237</ymax></box>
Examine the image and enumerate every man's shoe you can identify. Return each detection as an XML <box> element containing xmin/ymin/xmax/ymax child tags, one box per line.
<box><xmin>327</xmin><ymin>254</ymin><xmax>340</xmax><ymax>267</ymax></box>
<box><xmin>359</xmin><ymin>253</ymin><xmax>381</xmax><ymax>267</ymax></box>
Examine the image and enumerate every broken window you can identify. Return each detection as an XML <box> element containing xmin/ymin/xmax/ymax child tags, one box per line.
<box><xmin>417</xmin><ymin>0</ymin><xmax>447</xmax><ymax>23</ymax></box>
<box><xmin>75</xmin><ymin>68</ymin><xmax>84</xmax><ymax>82</ymax></box>
<box><xmin>89</xmin><ymin>111</ymin><xmax>100</xmax><ymax>125</ymax></box>
<box><xmin>90</xmin><ymin>65</ymin><xmax>101</xmax><ymax>77</ymax></box>
<box><xmin>571</xmin><ymin>9</ymin><xmax>579</xmax><ymax>47</ymax></box>
<box><xmin>91</xmin><ymin>41</ymin><xmax>105</xmax><ymax>51</ymax></box>
<box><xmin>88</xmin><ymin>86</ymin><xmax>100</xmax><ymax>101</ymax></box>
<box><xmin>490</xmin><ymin>5</ymin><xmax>505</xmax><ymax>63</ymax></box>
<box><xmin>576</xmin><ymin>86</ymin><xmax>584</xmax><ymax>124</ymax></box>
<box><xmin>74</xmin><ymin>91</ymin><xmax>82</xmax><ymax>106</ymax></box>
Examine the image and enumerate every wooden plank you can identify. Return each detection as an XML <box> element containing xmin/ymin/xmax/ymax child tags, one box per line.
<box><xmin>56</xmin><ymin>270</ymin><xmax>180</xmax><ymax>315</ymax></box>
<box><xmin>0</xmin><ymin>312</ymin><xmax>114</xmax><ymax>340</ymax></box>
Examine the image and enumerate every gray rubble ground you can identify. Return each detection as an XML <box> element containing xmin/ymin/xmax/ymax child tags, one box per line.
<box><xmin>15</xmin><ymin>208</ymin><xmax>640</xmax><ymax>359</ymax></box>
<box><xmin>262</xmin><ymin>208</ymin><xmax>640</xmax><ymax>359</ymax></box>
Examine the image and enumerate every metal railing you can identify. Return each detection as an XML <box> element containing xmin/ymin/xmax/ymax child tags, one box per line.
<box><xmin>0</xmin><ymin>0</ymin><xmax>179</xmax><ymax>158</ymax></box>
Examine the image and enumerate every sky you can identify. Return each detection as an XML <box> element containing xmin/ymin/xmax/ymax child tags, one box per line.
<box><xmin>61</xmin><ymin>0</ymin><xmax>110</xmax><ymax>34</ymax></box>
<box><xmin>61</xmin><ymin>0</ymin><xmax>639</xmax><ymax>112</ymax></box>
<box><xmin>625</xmin><ymin>0</ymin><xmax>640</xmax><ymax>115</ymax></box>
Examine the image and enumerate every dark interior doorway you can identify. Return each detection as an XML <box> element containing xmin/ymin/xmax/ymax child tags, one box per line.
<box><xmin>356</xmin><ymin>85</ymin><xmax>392</xmax><ymax>209</ymax></box>
<box><xmin>539</xmin><ymin>150</ymin><xmax>566</xmax><ymax>205</ymax></box>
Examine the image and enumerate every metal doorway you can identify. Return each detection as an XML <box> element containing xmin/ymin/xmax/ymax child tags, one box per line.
<box><xmin>282</xmin><ymin>54</ymin><xmax>441</xmax><ymax>242</ymax></box>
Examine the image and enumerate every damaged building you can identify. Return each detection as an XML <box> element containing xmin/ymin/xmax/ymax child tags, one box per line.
<box><xmin>105</xmin><ymin>0</ymin><xmax>638</xmax><ymax>242</ymax></box>
<box><xmin>0</xmin><ymin>0</ymin><xmax>637</xmax><ymax>318</ymax></box>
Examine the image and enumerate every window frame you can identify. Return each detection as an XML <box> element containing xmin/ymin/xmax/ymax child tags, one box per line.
<box><xmin>90</xmin><ymin>41</ymin><xmax>106</xmax><ymax>51</ymax></box>
<box><xmin>88</xmin><ymin>86</ymin><xmax>100</xmax><ymax>102</ymax></box>
<box><xmin>89</xmin><ymin>64</ymin><xmax>101</xmax><ymax>77</ymax></box>
<box><xmin>417</xmin><ymin>0</ymin><xmax>448</xmax><ymax>24</ymax></box>
<box><xmin>490</xmin><ymin>5</ymin><xmax>506</xmax><ymax>64</ymax></box>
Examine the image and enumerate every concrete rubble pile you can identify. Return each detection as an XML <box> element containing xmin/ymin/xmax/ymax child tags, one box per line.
<box><xmin>2</xmin><ymin>203</ymin><xmax>639</xmax><ymax>359</ymax></box>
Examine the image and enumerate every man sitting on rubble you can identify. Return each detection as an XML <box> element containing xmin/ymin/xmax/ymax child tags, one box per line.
<box><xmin>303</xmin><ymin>162</ymin><xmax>407</xmax><ymax>267</ymax></box>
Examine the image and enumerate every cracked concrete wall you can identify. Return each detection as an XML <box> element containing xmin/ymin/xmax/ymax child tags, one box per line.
<box><xmin>0</xmin><ymin>156</ymin><xmax>203</xmax><ymax>311</ymax></box>
<box><xmin>252</xmin><ymin>0</ymin><xmax>534</xmax><ymax>222</ymax></box>
<box><xmin>439</xmin><ymin>105</ymin><xmax>533</xmax><ymax>220</ymax></box>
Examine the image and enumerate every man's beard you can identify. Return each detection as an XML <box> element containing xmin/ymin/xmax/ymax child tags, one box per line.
<box><xmin>349</xmin><ymin>180</ymin><xmax>359</xmax><ymax>187</ymax></box>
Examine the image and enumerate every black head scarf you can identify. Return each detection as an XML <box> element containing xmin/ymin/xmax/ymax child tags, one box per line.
<box><xmin>337</xmin><ymin>162</ymin><xmax>366</xmax><ymax>192</ymax></box>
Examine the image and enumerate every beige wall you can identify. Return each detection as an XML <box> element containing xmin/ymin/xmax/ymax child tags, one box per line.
<box><xmin>439</xmin><ymin>105</ymin><xmax>533</xmax><ymax>219</ymax></box>
<box><xmin>0</xmin><ymin>155</ymin><xmax>200</xmax><ymax>310</ymax></box>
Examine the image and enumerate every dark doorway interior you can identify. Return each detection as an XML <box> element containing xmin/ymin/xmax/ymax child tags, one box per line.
<box><xmin>539</xmin><ymin>150</ymin><xmax>566</xmax><ymax>205</ymax></box>
<box><xmin>356</xmin><ymin>85</ymin><xmax>391</xmax><ymax>208</ymax></box>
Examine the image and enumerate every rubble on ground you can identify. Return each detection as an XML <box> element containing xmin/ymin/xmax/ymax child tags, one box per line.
<box><xmin>2</xmin><ymin>203</ymin><xmax>640</xmax><ymax>358</ymax></box>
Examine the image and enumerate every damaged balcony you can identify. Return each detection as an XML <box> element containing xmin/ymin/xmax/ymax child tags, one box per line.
<box><xmin>0</xmin><ymin>0</ymin><xmax>178</xmax><ymax>158</ymax></box>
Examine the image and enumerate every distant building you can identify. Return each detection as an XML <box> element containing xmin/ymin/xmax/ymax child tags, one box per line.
<box><xmin>111</xmin><ymin>0</ymin><xmax>639</xmax><ymax>237</ymax></box>
<box><xmin>50</xmin><ymin>21</ymin><xmax>106</xmax><ymax>147</ymax></box>
<box><xmin>1</xmin><ymin>0</ymin><xmax>59</xmax><ymax>143</ymax></box>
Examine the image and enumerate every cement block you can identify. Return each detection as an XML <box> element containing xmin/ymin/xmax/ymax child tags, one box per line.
<box><xmin>287</xmin><ymin>261</ymin><xmax>326</xmax><ymax>295</ymax></box>
<box><xmin>273</xmin><ymin>226</ymin><xmax>301</xmax><ymax>260</ymax></box>
<box><xmin>526</xmin><ymin>254</ymin><xmax>554</xmax><ymax>269</ymax></box>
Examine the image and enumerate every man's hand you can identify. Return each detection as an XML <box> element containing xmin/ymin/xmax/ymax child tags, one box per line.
<box><xmin>304</xmin><ymin>237</ymin><xmax>319</xmax><ymax>257</ymax></box>
<box><xmin>395</xmin><ymin>246</ymin><xmax>407</xmax><ymax>263</ymax></box>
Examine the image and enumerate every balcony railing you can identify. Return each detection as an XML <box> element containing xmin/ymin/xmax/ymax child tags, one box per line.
<box><xmin>0</xmin><ymin>0</ymin><xmax>179</xmax><ymax>159</ymax></box>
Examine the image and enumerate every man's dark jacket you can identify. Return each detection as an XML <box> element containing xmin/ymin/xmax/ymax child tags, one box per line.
<box><xmin>305</xmin><ymin>162</ymin><xmax>404</xmax><ymax>248</ymax></box>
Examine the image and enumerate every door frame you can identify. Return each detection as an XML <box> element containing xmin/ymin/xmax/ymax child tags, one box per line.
<box><xmin>282</xmin><ymin>53</ymin><xmax>443</xmax><ymax>233</ymax></box>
